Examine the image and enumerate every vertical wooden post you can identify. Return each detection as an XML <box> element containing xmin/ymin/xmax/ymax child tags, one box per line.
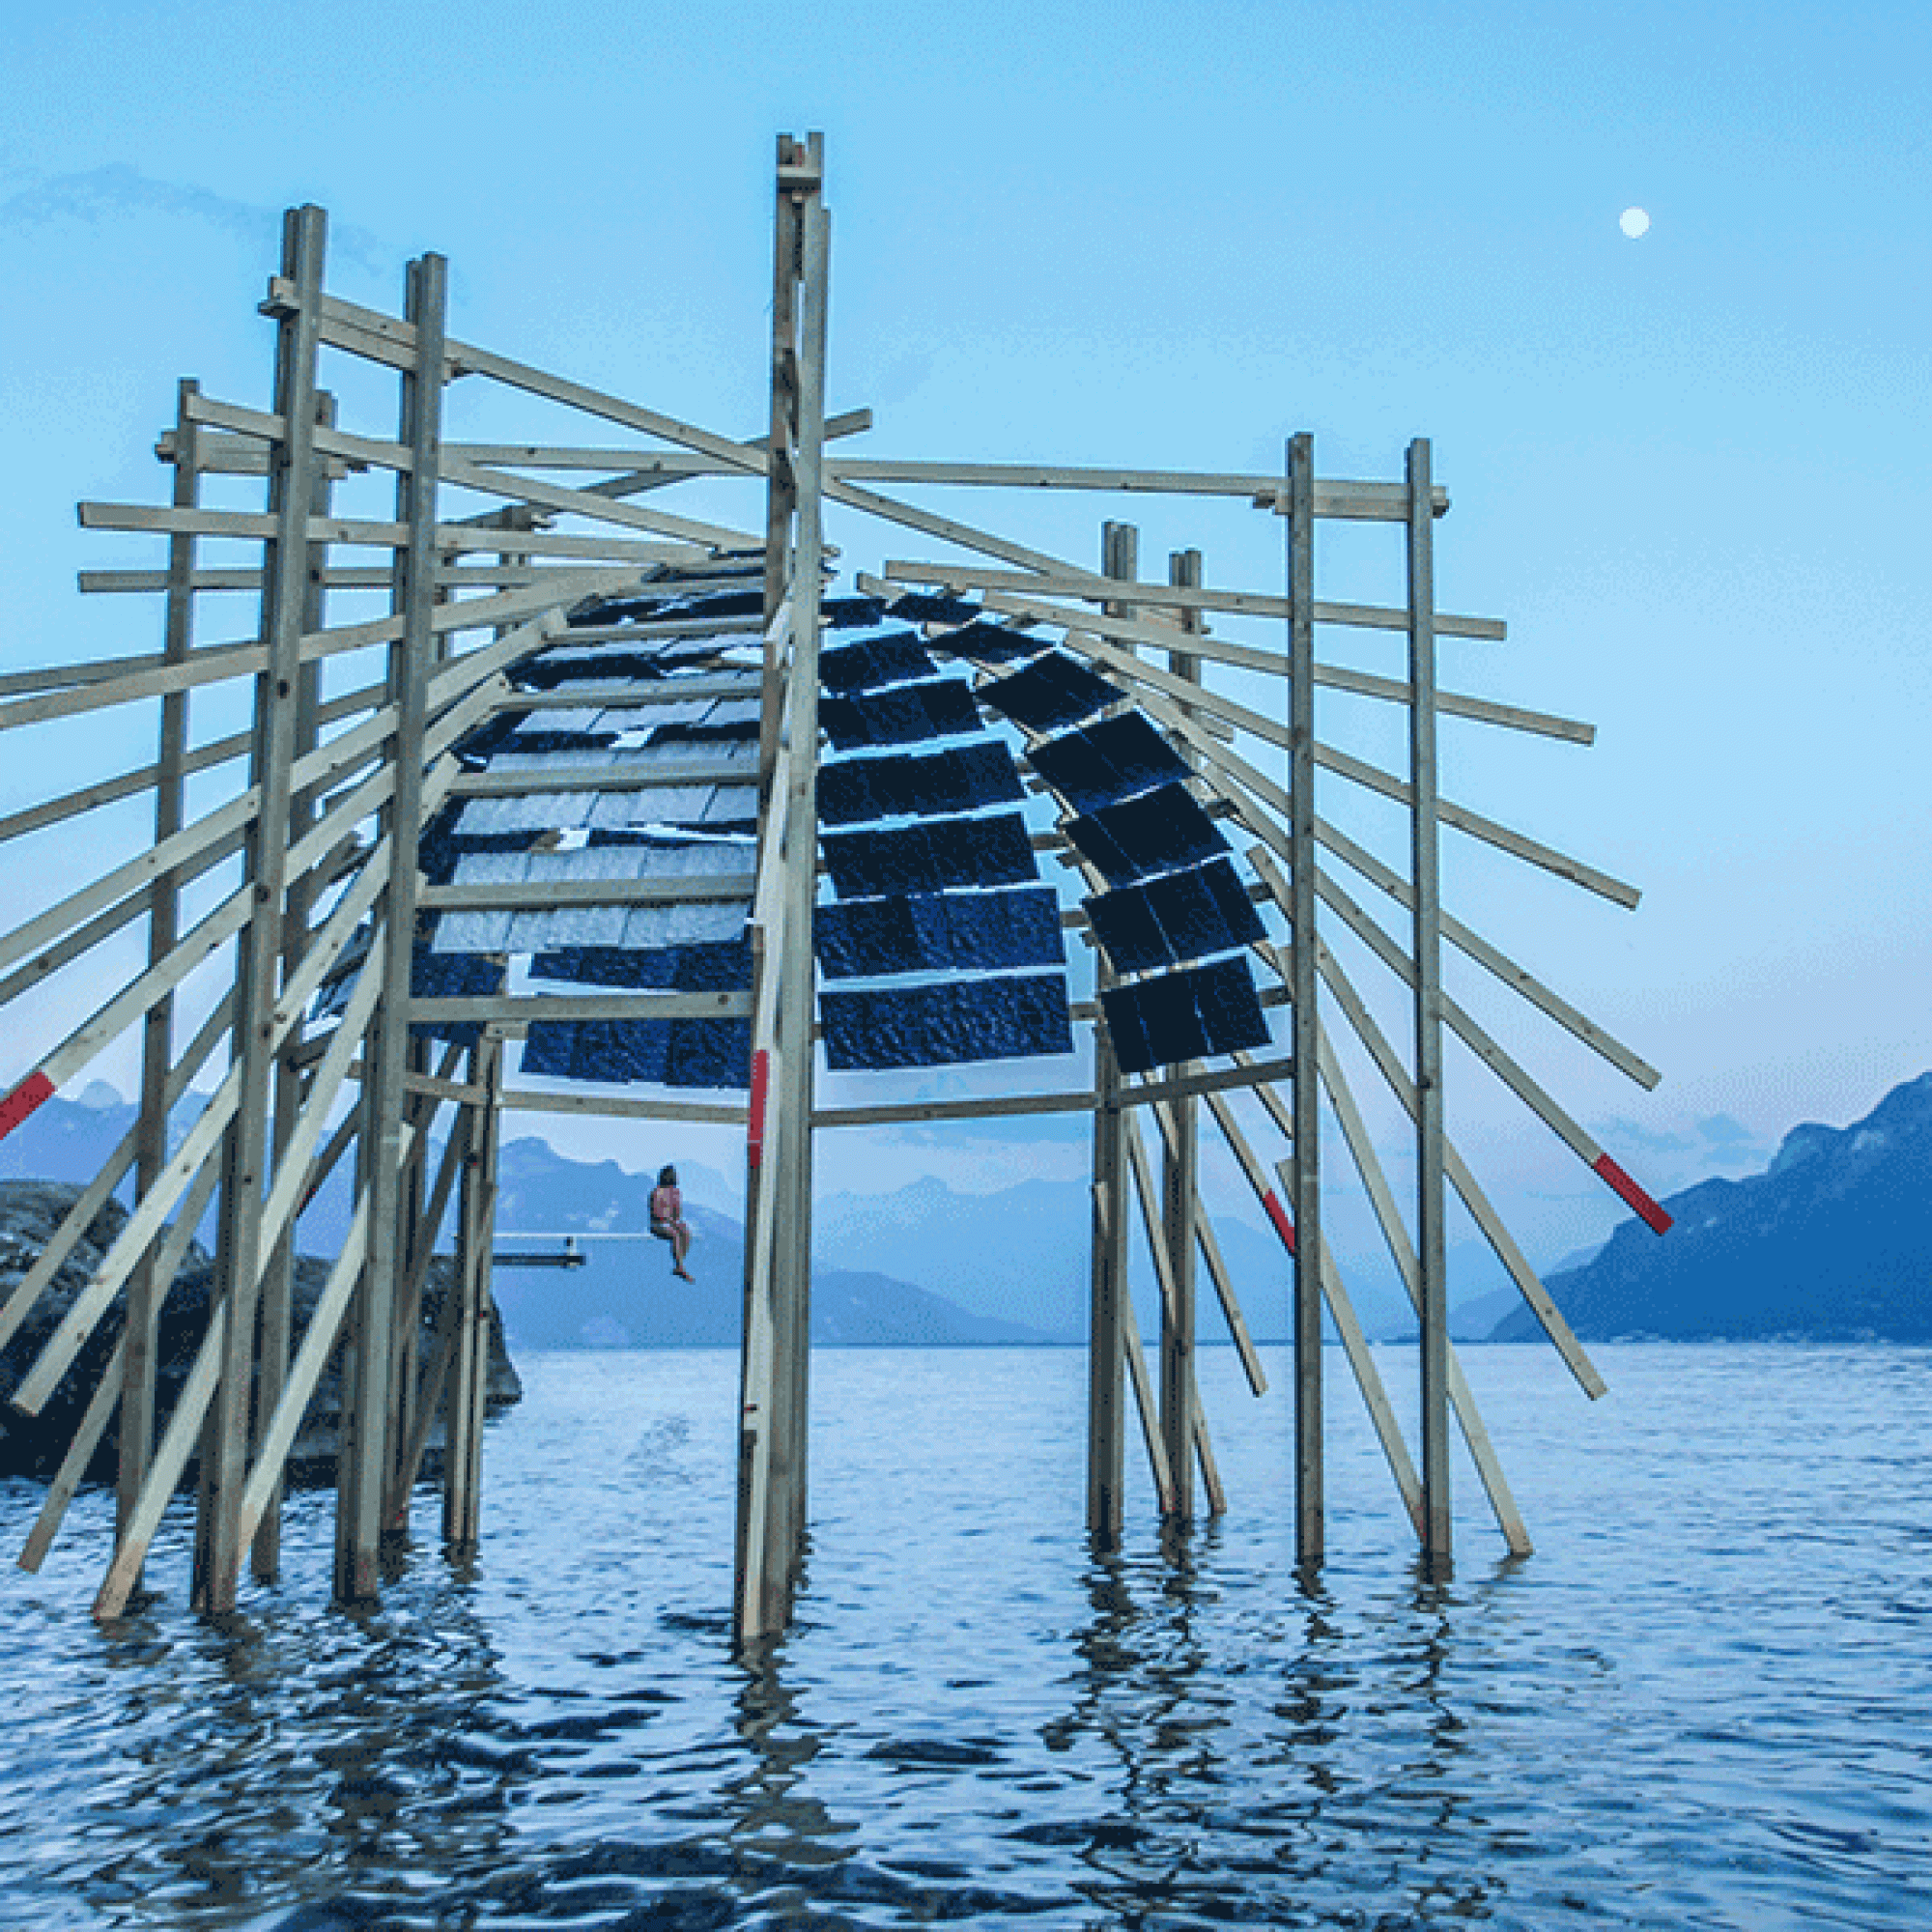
<box><xmin>737</xmin><ymin>131</ymin><xmax>828</xmax><ymax>1641</ymax></box>
<box><xmin>252</xmin><ymin>388</ymin><xmax>333</xmax><ymax>1583</ymax></box>
<box><xmin>1285</xmin><ymin>432</ymin><xmax>1324</xmax><ymax>1570</ymax></box>
<box><xmin>444</xmin><ymin>1034</ymin><xmax>500</xmax><ymax>1549</ymax></box>
<box><xmin>1158</xmin><ymin>547</ymin><xmax>1203</xmax><ymax>1520</ymax></box>
<box><xmin>335</xmin><ymin>248</ymin><xmax>447</xmax><ymax>1604</ymax></box>
<box><xmin>1086</xmin><ymin>521</ymin><xmax>1137</xmax><ymax>1545</ymax></box>
<box><xmin>191</xmin><ymin>208</ymin><xmax>327</xmax><ymax>1616</ymax></box>
<box><xmin>757</xmin><ymin>135</ymin><xmax>804</xmax><ymax>801</ymax></box>
<box><xmin>1406</xmin><ymin>437</ymin><xmax>1451</xmax><ymax>1570</ymax></box>
<box><xmin>120</xmin><ymin>377</ymin><xmax>200</xmax><ymax>1578</ymax></box>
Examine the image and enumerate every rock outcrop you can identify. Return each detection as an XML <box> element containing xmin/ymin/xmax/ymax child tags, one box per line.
<box><xmin>0</xmin><ymin>1179</ymin><xmax>521</xmax><ymax>1484</ymax></box>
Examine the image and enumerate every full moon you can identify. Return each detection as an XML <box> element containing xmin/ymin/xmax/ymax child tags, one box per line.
<box><xmin>1620</xmin><ymin>207</ymin><xmax>1651</xmax><ymax>239</ymax></box>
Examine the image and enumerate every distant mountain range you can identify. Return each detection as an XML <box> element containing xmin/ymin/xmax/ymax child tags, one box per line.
<box><xmin>1491</xmin><ymin>1071</ymin><xmax>1932</xmax><ymax>1343</ymax></box>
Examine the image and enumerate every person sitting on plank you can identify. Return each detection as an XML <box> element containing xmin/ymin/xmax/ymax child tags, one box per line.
<box><xmin>649</xmin><ymin>1164</ymin><xmax>695</xmax><ymax>1281</ymax></box>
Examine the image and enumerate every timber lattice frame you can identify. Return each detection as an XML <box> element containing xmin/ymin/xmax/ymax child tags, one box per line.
<box><xmin>0</xmin><ymin>135</ymin><xmax>1672</xmax><ymax>1643</ymax></box>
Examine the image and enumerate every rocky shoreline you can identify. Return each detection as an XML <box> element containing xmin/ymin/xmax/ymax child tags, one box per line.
<box><xmin>0</xmin><ymin>1179</ymin><xmax>521</xmax><ymax>1485</ymax></box>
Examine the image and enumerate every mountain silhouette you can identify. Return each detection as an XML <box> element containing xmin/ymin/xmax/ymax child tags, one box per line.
<box><xmin>1492</xmin><ymin>1071</ymin><xmax>1932</xmax><ymax>1342</ymax></box>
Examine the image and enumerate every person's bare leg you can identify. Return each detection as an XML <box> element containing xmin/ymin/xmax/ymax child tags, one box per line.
<box><xmin>673</xmin><ymin>1225</ymin><xmax>694</xmax><ymax>1279</ymax></box>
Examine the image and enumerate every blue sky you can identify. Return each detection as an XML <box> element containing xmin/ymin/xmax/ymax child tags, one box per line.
<box><xmin>1</xmin><ymin>1</ymin><xmax>1927</xmax><ymax>1265</ymax></box>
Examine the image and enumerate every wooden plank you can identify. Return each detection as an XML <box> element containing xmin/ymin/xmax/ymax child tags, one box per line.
<box><xmin>510</xmin><ymin>673</ymin><xmax>762</xmax><ymax>708</ymax></box>
<box><xmin>417</xmin><ymin>875</ymin><xmax>757</xmax><ymax>912</ymax></box>
<box><xmin>235</xmin><ymin>1197</ymin><xmax>373</xmax><ymax>1555</ymax></box>
<box><xmin>336</xmin><ymin>247</ymin><xmax>448</xmax><ymax>1607</ymax></box>
<box><xmin>447</xmin><ymin>758</ymin><xmax>754</xmax><ymax>798</ymax></box>
<box><xmin>274</xmin><ymin>281</ymin><xmax>773</xmax><ymax>479</ymax></box>
<box><xmin>1119</xmin><ymin>674</ymin><xmax>1659</xmax><ymax>1086</ymax></box>
<box><xmin>1122</xmin><ymin>1114</ymin><xmax>1221</xmax><ymax>1516</ymax></box>
<box><xmin>502</xmin><ymin>1088</ymin><xmax>749</xmax><ymax>1124</ymax></box>
<box><xmin>121</xmin><ymin>376</ymin><xmax>201</xmax><ymax>1565</ymax></box>
<box><xmin>1116</xmin><ymin>1243</ymin><xmax>1179</xmax><ymax>1517</ymax></box>
<box><xmin>412</xmin><ymin>990</ymin><xmax>753</xmax><ymax>1023</ymax></box>
<box><xmin>1285</xmin><ymin>433</ymin><xmax>1324</xmax><ymax>1569</ymax></box>
<box><xmin>1244</xmin><ymin>856</ymin><xmax>1607</xmax><ymax>1400</ymax></box>
<box><xmin>827</xmin><ymin>456</ymin><xmax>1444</xmax><ymax>519</ymax></box>
<box><xmin>813</xmin><ymin>1087</ymin><xmax>1097</xmax><ymax>1129</ymax></box>
<box><xmin>1086</xmin><ymin>524</ymin><xmax>1137</xmax><ymax>1547</ymax></box>
<box><xmin>0</xmin><ymin>996</ymin><xmax>233</xmax><ymax>1356</ymax></box>
<box><xmin>1406</xmin><ymin>438</ymin><xmax>1452</xmax><ymax>1567</ymax></box>
<box><xmin>881</xmin><ymin>559</ymin><xmax>1506</xmax><ymax>639</ymax></box>
<box><xmin>1200</xmin><ymin>1084</ymin><xmax>1423</xmax><ymax>1538</ymax></box>
<box><xmin>94</xmin><ymin>1298</ymin><xmax>226</xmax><ymax>1620</ymax></box>
<box><xmin>1313</xmin><ymin>1023</ymin><xmax>1532</xmax><ymax>1554</ymax></box>
<box><xmin>25</xmin><ymin>1150</ymin><xmax>223</xmax><ymax>1575</ymax></box>
<box><xmin>1117</xmin><ymin>1052</ymin><xmax>1297</xmax><ymax>1112</ymax></box>
<box><xmin>956</xmin><ymin>581</ymin><xmax>1585</xmax><ymax>740</ymax></box>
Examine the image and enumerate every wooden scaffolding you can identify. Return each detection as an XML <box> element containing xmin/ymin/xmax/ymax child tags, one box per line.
<box><xmin>0</xmin><ymin>136</ymin><xmax>1672</xmax><ymax>1643</ymax></box>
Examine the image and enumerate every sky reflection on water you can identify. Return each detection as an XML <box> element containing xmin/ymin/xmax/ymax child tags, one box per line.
<box><xmin>3</xmin><ymin>1343</ymin><xmax>1928</xmax><ymax>1929</ymax></box>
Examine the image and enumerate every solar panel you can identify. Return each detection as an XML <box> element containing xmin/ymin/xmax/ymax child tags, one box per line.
<box><xmin>1027</xmin><ymin>711</ymin><xmax>1190</xmax><ymax>813</ymax></box>
<box><xmin>821</xmin><ymin>810</ymin><xmax>1038</xmax><ymax>898</ymax></box>
<box><xmin>819</xmin><ymin>678</ymin><xmax>981</xmax><ymax>753</ymax></box>
<box><xmin>1065</xmin><ymin>782</ymin><xmax>1229</xmax><ymax>886</ymax></box>
<box><xmin>821</xmin><ymin>974</ymin><xmax>1072</xmax><ymax>1070</ymax></box>
<box><xmin>1099</xmin><ymin>956</ymin><xmax>1272</xmax><ymax>1075</ymax></box>
<box><xmin>819</xmin><ymin>630</ymin><xmax>936</xmax><ymax>694</ymax></box>
<box><xmin>814</xmin><ymin>885</ymin><xmax>1065</xmax><ymax>979</ymax></box>
<box><xmin>1084</xmin><ymin>858</ymin><xmax>1265</xmax><ymax>973</ymax></box>
<box><xmin>979</xmin><ymin>651</ymin><xmax>1121</xmax><ymax>733</ymax></box>
<box><xmin>816</xmin><ymin>741</ymin><xmax>1024</xmax><ymax>827</ymax></box>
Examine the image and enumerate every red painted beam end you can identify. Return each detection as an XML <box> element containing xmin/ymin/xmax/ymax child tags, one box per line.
<box><xmin>1595</xmin><ymin>1152</ymin><xmax>1673</xmax><ymax>1235</ymax></box>
<box><xmin>0</xmin><ymin>1071</ymin><xmax>54</xmax><ymax>1146</ymax></box>
<box><xmin>747</xmin><ymin>1048</ymin><xmax>770</xmax><ymax>1170</ymax></box>
<box><xmin>1262</xmin><ymin>1187</ymin><xmax>1296</xmax><ymax>1256</ymax></box>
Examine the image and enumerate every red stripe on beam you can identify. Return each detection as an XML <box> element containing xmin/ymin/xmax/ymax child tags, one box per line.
<box><xmin>0</xmin><ymin>1071</ymin><xmax>54</xmax><ymax>1145</ymax></box>
<box><xmin>1594</xmin><ymin>1153</ymin><xmax>1673</xmax><ymax>1235</ymax></box>
<box><xmin>747</xmin><ymin>1049</ymin><xmax>770</xmax><ymax>1170</ymax></box>
<box><xmin>1262</xmin><ymin>1187</ymin><xmax>1297</xmax><ymax>1256</ymax></box>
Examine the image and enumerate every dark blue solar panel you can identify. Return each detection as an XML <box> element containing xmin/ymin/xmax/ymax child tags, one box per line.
<box><xmin>814</xmin><ymin>885</ymin><xmax>1065</xmax><ymax>979</ymax></box>
<box><xmin>1085</xmin><ymin>858</ymin><xmax>1264</xmax><ymax>973</ymax></box>
<box><xmin>822</xmin><ymin>810</ymin><xmax>1037</xmax><ymax>898</ymax></box>
<box><xmin>817</xmin><ymin>741</ymin><xmax>1025</xmax><ymax>827</ymax></box>
<box><xmin>819</xmin><ymin>631</ymin><xmax>935</xmax><ymax>693</ymax></box>
<box><xmin>821</xmin><ymin>974</ymin><xmax>1072</xmax><ymax>1070</ymax></box>
<box><xmin>523</xmin><ymin>1014</ymin><xmax>751</xmax><ymax>1088</ymax></box>
<box><xmin>822</xmin><ymin>594</ymin><xmax>888</xmax><ymax>629</ymax></box>
<box><xmin>979</xmin><ymin>652</ymin><xmax>1120</xmax><ymax>733</ymax></box>
<box><xmin>1028</xmin><ymin>712</ymin><xmax>1190</xmax><ymax>812</ymax></box>
<box><xmin>529</xmin><ymin>938</ymin><xmax>752</xmax><ymax>991</ymax></box>
<box><xmin>819</xmin><ymin>678</ymin><xmax>980</xmax><ymax>753</ymax></box>
<box><xmin>408</xmin><ymin>944</ymin><xmax>504</xmax><ymax>1045</ymax></box>
<box><xmin>513</xmin><ymin>651</ymin><xmax>668</xmax><ymax>690</ymax></box>
<box><xmin>1099</xmin><ymin>957</ymin><xmax>1272</xmax><ymax>1075</ymax></box>
<box><xmin>938</xmin><ymin>620</ymin><xmax>1042</xmax><ymax>666</ymax></box>
<box><xmin>666</xmin><ymin>1017</ymin><xmax>752</xmax><ymax>1088</ymax></box>
<box><xmin>1065</xmin><ymin>783</ymin><xmax>1228</xmax><ymax>886</ymax></box>
<box><xmin>887</xmin><ymin>591</ymin><xmax>980</xmax><ymax>626</ymax></box>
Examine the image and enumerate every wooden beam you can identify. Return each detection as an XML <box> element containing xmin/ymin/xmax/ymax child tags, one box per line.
<box><xmin>417</xmin><ymin>876</ymin><xmax>757</xmax><ymax>913</ymax></box>
<box><xmin>826</xmin><ymin>456</ymin><xmax>1446</xmax><ymax>520</ymax></box>
<box><xmin>880</xmin><ymin>559</ymin><xmax>1506</xmax><ymax>639</ymax></box>
<box><xmin>336</xmin><ymin>246</ymin><xmax>447</xmax><ymax>1607</ymax></box>
<box><xmin>502</xmin><ymin>1088</ymin><xmax>749</xmax><ymax>1124</ymax></box>
<box><xmin>412</xmin><ymin>990</ymin><xmax>753</xmax><ymax>1024</ymax></box>
<box><xmin>1285</xmin><ymin>433</ymin><xmax>1324</xmax><ymax>1570</ymax></box>
<box><xmin>1313</xmin><ymin>1023</ymin><xmax>1532</xmax><ymax>1554</ymax></box>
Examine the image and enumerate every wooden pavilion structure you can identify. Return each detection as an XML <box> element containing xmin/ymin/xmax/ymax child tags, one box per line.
<box><xmin>0</xmin><ymin>136</ymin><xmax>1671</xmax><ymax>1646</ymax></box>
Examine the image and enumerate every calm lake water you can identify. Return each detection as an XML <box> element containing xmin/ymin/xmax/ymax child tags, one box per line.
<box><xmin>3</xmin><ymin>1342</ymin><xmax>1928</xmax><ymax>1930</ymax></box>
